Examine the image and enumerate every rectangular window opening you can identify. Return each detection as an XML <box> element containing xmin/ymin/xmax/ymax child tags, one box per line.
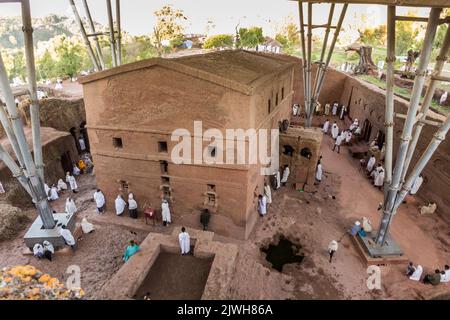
<box><xmin>158</xmin><ymin>141</ymin><xmax>168</xmax><ymax>153</ymax></box>
<box><xmin>113</xmin><ymin>137</ymin><xmax>123</xmax><ymax>148</ymax></box>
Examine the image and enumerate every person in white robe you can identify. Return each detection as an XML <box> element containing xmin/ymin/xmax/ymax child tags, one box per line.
<box><xmin>366</xmin><ymin>155</ymin><xmax>376</xmax><ymax>174</ymax></box>
<box><xmin>324</xmin><ymin>103</ymin><xmax>330</xmax><ymax>116</ymax></box>
<box><xmin>441</xmin><ymin>265</ymin><xmax>450</xmax><ymax>283</ymax></box>
<box><xmin>43</xmin><ymin>240</ymin><xmax>54</xmax><ymax>261</ymax></box>
<box><xmin>373</xmin><ymin>165</ymin><xmax>385</xmax><ymax>189</ymax></box>
<box><xmin>328</xmin><ymin>240</ymin><xmax>338</xmax><ymax>263</ymax></box>
<box><xmin>339</xmin><ymin>105</ymin><xmax>346</xmax><ymax>119</ymax></box>
<box><xmin>60</xmin><ymin>225</ymin><xmax>76</xmax><ymax>251</ymax></box>
<box><xmin>258</xmin><ymin>194</ymin><xmax>267</xmax><ymax>216</ymax></box>
<box><xmin>65</xmin><ymin>197</ymin><xmax>77</xmax><ymax>215</ymax></box>
<box><xmin>93</xmin><ymin>189</ymin><xmax>106</xmax><ymax>213</ymax></box>
<box><xmin>354</xmin><ymin>126</ymin><xmax>361</xmax><ymax>137</ymax></box>
<box><xmin>409</xmin><ymin>265</ymin><xmax>423</xmax><ymax>281</ymax></box>
<box><xmin>292</xmin><ymin>104</ymin><xmax>299</xmax><ymax>116</ymax></box>
<box><xmin>66</xmin><ymin>172</ymin><xmax>78</xmax><ymax>193</ymax></box>
<box><xmin>264</xmin><ymin>182</ymin><xmax>272</xmax><ymax>204</ymax></box>
<box><xmin>410</xmin><ymin>175</ymin><xmax>423</xmax><ymax>195</ymax></box>
<box><xmin>322</xmin><ymin>119</ymin><xmax>330</xmax><ymax>134</ymax></box>
<box><xmin>273</xmin><ymin>170</ymin><xmax>281</xmax><ymax>190</ymax></box>
<box><xmin>57</xmin><ymin>178</ymin><xmax>67</xmax><ymax>192</ymax></box>
<box><xmin>349</xmin><ymin>119</ymin><xmax>359</xmax><ymax>131</ymax></box>
<box><xmin>331</xmin><ymin>102</ymin><xmax>338</xmax><ymax>116</ymax></box>
<box><xmin>281</xmin><ymin>165</ymin><xmax>290</xmax><ymax>186</ymax></box>
<box><xmin>161</xmin><ymin>199</ymin><xmax>171</xmax><ymax>226</ymax></box>
<box><xmin>0</xmin><ymin>181</ymin><xmax>5</xmax><ymax>194</ymax></box>
<box><xmin>44</xmin><ymin>183</ymin><xmax>51</xmax><ymax>200</ymax></box>
<box><xmin>128</xmin><ymin>193</ymin><xmax>138</xmax><ymax>219</ymax></box>
<box><xmin>115</xmin><ymin>195</ymin><xmax>126</xmax><ymax>216</ymax></box>
<box><xmin>81</xmin><ymin>217</ymin><xmax>95</xmax><ymax>234</ymax></box>
<box><xmin>33</xmin><ymin>243</ymin><xmax>44</xmax><ymax>259</ymax></box>
<box><xmin>315</xmin><ymin>161</ymin><xmax>323</xmax><ymax>183</ymax></box>
<box><xmin>49</xmin><ymin>185</ymin><xmax>59</xmax><ymax>201</ymax></box>
<box><xmin>178</xmin><ymin>227</ymin><xmax>190</xmax><ymax>255</ymax></box>
<box><xmin>341</xmin><ymin>130</ymin><xmax>348</xmax><ymax>142</ymax></box>
<box><xmin>331</xmin><ymin>122</ymin><xmax>339</xmax><ymax>139</ymax></box>
<box><xmin>345</xmin><ymin>131</ymin><xmax>352</xmax><ymax>144</ymax></box>
<box><xmin>332</xmin><ymin>133</ymin><xmax>344</xmax><ymax>153</ymax></box>
<box><xmin>73</xmin><ymin>165</ymin><xmax>81</xmax><ymax>176</ymax></box>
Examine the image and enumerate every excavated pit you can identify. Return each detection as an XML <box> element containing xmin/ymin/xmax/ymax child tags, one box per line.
<box><xmin>261</xmin><ymin>235</ymin><xmax>304</xmax><ymax>272</ymax></box>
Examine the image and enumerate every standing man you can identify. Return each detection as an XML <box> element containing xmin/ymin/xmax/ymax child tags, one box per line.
<box><xmin>322</xmin><ymin>119</ymin><xmax>330</xmax><ymax>134</ymax></box>
<box><xmin>281</xmin><ymin>165</ymin><xmax>290</xmax><ymax>186</ymax></box>
<box><xmin>178</xmin><ymin>227</ymin><xmax>190</xmax><ymax>255</ymax></box>
<box><xmin>331</xmin><ymin>122</ymin><xmax>339</xmax><ymax>140</ymax></box>
<box><xmin>115</xmin><ymin>194</ymin><xmax>126</xmax><ymax>216</ymax></box>
<box><xmin>65</xmin><ymin>197</ymin><xmax>77</xmax><ymax>215</ymax></box>
<box><xmin>161</xmin><ymin>199</ymin><xmax>171</xmax><ymax>226</ymax></box>
<box><xmin>328</xmin><ymin>240</ymin><xmax>338</xmax><ymax>263</ymax></box>
<box><xmin>339</xmin><ymin>105</ymin><xmax>347</xmax><ymax>120</ymax></box>
<box><xmin>315</xmin><ymin>160</ymin><xmax>323</xmax><ymax>184</ymax></box>
<box><xmin>94</xmin><ymin>189</ymin><xmax>106</xmax><ymax>214</ymax></box>
<box><xmin>324</xmin><ymin>103</ymin><xmax>331</xmax><ymax>116</ymax></box>
<box><xmin>264</xmin><ymin>182</ymin><xmax>272</xmax><ymax>205</ymax></box>
<box><xmin>66</xmin><ymin>172</ymin><xmax>79</xmax><ymax>193</ymax></box>
<box><xmin>128</xmin><ymin>193</ymin><xmax>138</xmax><ymax>219</ymax></box>
<box><xmin>332</xmin><ymin>102</ymin><xmax>338</xmax><ymax>116</ymax></box>
<box><xmin>332</xmin><ymin>132</ymin><xmax>344</xmax><ymax>153</ymax></box>
<box><xmin>373</xmin><ymin>164</ymin><xmax>385</xmax><ymax>190</ymax></box>
<box><xmin>258</xmin><ymin>194</ymin><xmax>267</xmax><ymax>217</ymax></box>
<box><xmin>273</xmin><ymin>170</ymin><xmax>281</xmax><ymax>190</ymax></box>
<box><xmin>200</xmin><ymin>208</ymin><xmax>211</xmax><ymax>231</ymax></box>
<box><xmin>366</xmin><ymin>155</ymin><xmax>376</xmax><ymax>174</ymax></box>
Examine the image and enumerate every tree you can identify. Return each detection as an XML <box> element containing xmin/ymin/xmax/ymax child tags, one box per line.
<box><xmin>37</xmin><ymin>50</ymin><xmax>57</xmax><ymax>80</ymax></box>
<box><xmin>274</xmin><ymin>20</ymin><xmax>299</xmax><ymax>54</ymax></box>
<box><xmin>358</xmin><ymin>25</ymin><xmax>387</xmax><ymax>47</ymax></box>
<box><xmin>7</xmin><ymin>49</ymin><xmax>26</xmax><ymax>81</ymax></box>
<box><xmin>237</xmin><ymin>27</ymin><xmax>265</xmax><ymax>49</ymax></box>
<box><xmin>203</xmin><ymin>34</ymin><xmax>234</xmax><ymax>49</ymax></box>
<box><xmin>54</xmin><ymin>36</ymin><xmax>86</xmax><ymax>78</ymax></box>
<box><xmin>396</xmin><ymin>10</ymin><xmax>422</xmax><ymax>55</ymax></box>
<box><xmin>152</xmin><ymin>5</ymin><xmax>187</xmax><ymax>57</ymax></box>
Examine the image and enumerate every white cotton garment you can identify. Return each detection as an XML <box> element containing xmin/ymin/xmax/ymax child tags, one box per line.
<box><xmin>65</xmin><ymin>198</ymin><xmax>77</xmax><ymax>215</ymax></box>
<box><xmin>94</xmin><ymin>191</ymin><xmax>106</xmax><ymax>208</ymax></box>
<box><xmin>178</xmin><ymin>231</ymin><xmax>190</xmax><ymax>254</ymax></box>
<box><xmin>316</xmin><ymin>164</ymin><xmax>322</xmax><ymax>181</ymax></box>
<box><xmin>115</xmin><ymin>196</ymin><xmax>126</xmax><ymax>215</ymax></box>
<box><xmin>162</xmin><ymin>201</ymin><xmax>171</xmax><ymax>223</ymax></box>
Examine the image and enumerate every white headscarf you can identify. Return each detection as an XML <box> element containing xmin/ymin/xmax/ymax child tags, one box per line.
<box><xmin>409</xmin><ymin>265</ymin><xmax>423</xmax><ymax>281</ymax></box>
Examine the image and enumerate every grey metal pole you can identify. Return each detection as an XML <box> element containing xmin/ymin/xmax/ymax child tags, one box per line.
<box><xmin>69</xmin><ymin>0</ymin><xmax>101</xmax><ymax>71</ymax></box>
<box><xmin>0</xmin><ymin>52</ymin><xmax>55</xmax><ymax>229</ymax></box>
<box><xmin>393</xmin><ymin>113</ymin><xmax>450</xmax><ymax>212</ymax></box>
<box><xmin>106</xmin><ymin>0</ymin><xmax>117</xmax><ymax>67</ymax></box>
<box><xmin>383</xmin><ymin>6</ymin><xmax>396</xmax><ymax>192</ymax></box>
<box><xmin>401</xmin><ymin>24</ymin><xmax>450</xmax><ymax>182</ymax></box>
<box><xmin>21</xmin><ymin>0</ymin><xmax>44</xmax><ymax>182</ymax></box>
<box><xmin>0</xmin><ymin>144</ymin><xmax>32</xmax><ymax>197</ymax></box>
<box><xmin>82</xmin><ymin>0</ymin><xmax>105</xmax><ymax>69</ymax></box>
<box><xmin>312</xmin><ymin>4</ymin><xmax>348</xmax><ymax>108</ymax></box>
<box><xmin>0</xmin><ymin>104</ymin><xmax>26</xmax><ymax>170</ymax></box>
<box><xmin>115</xmin><ymin>0</ymin><xmax>122</xmax><ymax>65</ymax></box>
<box><xmin>305</xmin><ymin>2</ymin><xmax>313</xmax><ymax>127</ymax></box>
<box><xmin>376</xmin><ymin>7</ymin><xmax>441</xmax><ymax>245</ymax></box>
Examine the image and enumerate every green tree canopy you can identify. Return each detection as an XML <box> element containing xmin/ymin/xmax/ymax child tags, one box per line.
<box><xmin>275</xmin><ymin>21</ymin><xmax>299</xmax><ymax>54</ymax></box>
<box><xmin>358</xmin><ymin>25</ymin><xmax>387</xmax><ymax>47</ymax></box>
<box><xmin>203</xmin><ymin>34</ymin><xmax>234</xmax><ymax>49</ymax></box>
<box><xmin>152</xmin><ymin>5</ymin><xmax>187</xmax><ymax>56</ymax></box>
<box><xmin>237</xmin><ymin>27</ymin><xmax>265</xmax><ymax>48</ymax></box>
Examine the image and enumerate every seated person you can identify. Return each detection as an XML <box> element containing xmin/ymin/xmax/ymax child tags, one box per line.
<box><xmin>43</xmin><ymin>240</ymin><xmax>55</xmax><ymax>261</ymax></box>
<box><xmin>33</xmin><ymin>243</ymin><xmax>44</xmax><ymax>259</ymax></box>
<box><xmin>440</xmin><ymin>265</ymin><xmax>450</xmax><ymax>283</ymax></box>
<box><xmin>123</xmin><ymin>240</ymin><xmax>140</xmax><ymax>262</ymax></box>
<box><xmin>423</xmin><ymin>269</ymin><xmax>441</xmax><ymax>286</ymax></box>
<box><xmin>406</xmin><ymin>262</ymin><xmax>416</xmax><ymax>277</ymax></box>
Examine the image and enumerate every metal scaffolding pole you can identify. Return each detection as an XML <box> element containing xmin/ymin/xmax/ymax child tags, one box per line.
<box><xmin>69</xmin><ymin>0</ymin><xmax>101</xmax><ymax>71</ymax></box>
<box><xmin>375</xmin><ymin>7</ymin><xmax>442</xmax><ymax>245</ymax></box>
<box><xmin>21</xmin><ymin>0</ymin><xmax>44</xmax><ymax>182</ymax></box>
<box><xmin>0</xmin><ymin>144</ymin><xmax>32</xmax><ymax>197</ymax></box>
<box><xmin>106</xmin><ymin>0</ymin><xmax>117</xmax><ymax>67</ymax></box>
<box><xmin>305</xmin><ymin>3</ymin><xmax>313</xmax><ymax>127</ymax></box>
<box><xmin>383</xmin><ymin>6</ymin><xmax>396</xmax><ymax>194</ymax></box>
<box><xmin>393</xmin><ymin>114</ymin><xmax>450</xmax><ymax>212</ymax></box>
<box><xmin>401</xmin><ymin>24</ymin><xmax>450</xmax><ymax>182</ymax></box>
<box><xmin>115</xmin><ymin>0</ymin><xmax>122</xmax><ymax>65</ymax></box>
<box><xmin>0</xmin><ymin>52</ymin><xmax>55</xmax><ymax>229</ymax></box>
<box><xmin>82</xmin><ymin>0</ymin><xmax>105</xmax><ymax>69</ymax></box>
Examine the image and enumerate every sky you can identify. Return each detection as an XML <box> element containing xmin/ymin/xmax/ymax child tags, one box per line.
<box><xmin>0</xmin><ymin>0</ymin><xmax>430</xmax><ymax>37</ymax></box>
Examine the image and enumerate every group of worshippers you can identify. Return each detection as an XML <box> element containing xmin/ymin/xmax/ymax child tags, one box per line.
<box><xmin>33</xmin><ymin>240</ymin><xmax>55</xmax><ymax>261</ymax></box>
<box><xmin>44</xmin><ymin>171</ymin><xmax>79</xmax><ymax>203</ymax></box>
<box><xmin>407</xmin><ymin>262</ymin><xmax>450</xmax><ymax>286</ymax></box>
<box><xmin>322</xmin><ymin>118</ymin><xmax>359</xmax><ymax>154</ymax></box>
<box><xmin>365</xmin><ymin>156</ymin><xmax>385</xmax><ymax>190</ymax></box>
<box><xmin>115</xmin><ymin>193</ymin><xmax>139</xmax><ymax>219</ymax></box>
<box><xmin>292</xmin><ymin>101</ymin><xmax>348</xmax><ymax>119</ymax></box>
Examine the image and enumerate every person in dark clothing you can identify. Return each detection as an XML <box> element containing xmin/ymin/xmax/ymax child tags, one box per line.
<box><xmin>423</xmin><ymin>269</ymin><xmax>441</xmax><ymax>286</ymax></box>
<box><xmin>406</xmin><ymin>262</ymin><xmax>416</xmax><ymax>277</ymax></box>
<box><xmin>200</xmin><ymin>209</ymin><xmax>211</xmax><ymax>231</ymax></box>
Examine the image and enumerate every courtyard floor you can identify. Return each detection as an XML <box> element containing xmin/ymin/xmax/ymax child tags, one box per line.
<box><xmin>0</xmin><ymin>115</ymin><xmax>449</xmax><ymax>299</ymax></box>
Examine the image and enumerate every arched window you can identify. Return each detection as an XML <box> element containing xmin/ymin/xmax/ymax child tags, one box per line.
<box><xmin>300</xmin><ymin>147</ymin><xmax>312</xmax><ymax>159</ymax></box>
<box><xmin>283</xmin><ymin>145</ymin><xmax>294</xmax><ymax>157</ymax></box>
